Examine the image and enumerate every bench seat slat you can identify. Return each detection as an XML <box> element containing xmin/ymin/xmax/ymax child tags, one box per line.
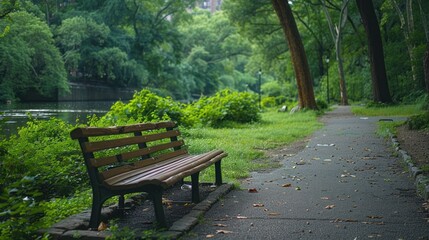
<box><xmin>162</xmin><ymin>152</ymin><xmax>227</xmax><ymax>187</ymax></box>
<box><xmin>89</xmin><ymin>140</ymin><xmax>185</xmax><ymax>168</ymax></box>
<box><xmin>84</xmin><ymin>130</ymin><xmax>181</xmax><ymax>152</ymax></box>
<box><xmin>99</xmin><ymin>149</ymin><xmax>188</xmax><ymax>179</ymax></box>
<box><xmin>103</xmin><ymin>150</ymin><xmax>226</xmax><ymax>190</ymax></box>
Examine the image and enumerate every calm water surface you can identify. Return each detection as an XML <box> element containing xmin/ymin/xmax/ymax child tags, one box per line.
<box><xmin>0</xmin><ymin>101</ymin><xmax>116</xmax><ymax>136</ymax></box>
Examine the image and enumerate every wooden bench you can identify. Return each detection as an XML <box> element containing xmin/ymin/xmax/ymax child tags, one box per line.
<box><xmin>70</xmin><ymin>121</ymin><xmax>227</xmax><ymax>229</ymax></box>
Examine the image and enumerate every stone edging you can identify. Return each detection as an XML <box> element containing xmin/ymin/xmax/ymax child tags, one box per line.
<box><xmin>44</xmin><ymin>183</ymin><xmax>233</xmax><ymax>239</ymax></box>
<box><xmin>389</xmin><ymin>133</ymin><xmax>429</xmax><ymax>201</ymax></box>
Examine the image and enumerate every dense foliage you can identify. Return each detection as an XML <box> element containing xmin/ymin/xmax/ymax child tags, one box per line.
<box><xmin>1</xmin><ymin>0</ymin><xmax>427</xmax><ymax>104</ymax></box>
<box><xmin>0</xmin><ymin>10</ymin><xmax>68</xmax><ymax>101</ymax></box>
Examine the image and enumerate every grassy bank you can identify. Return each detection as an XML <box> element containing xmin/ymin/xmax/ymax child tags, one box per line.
<box><xmin>350</xmin><ymin>104</ymin><xmax>422</xmax><ymax>138</ymax></box>
<box><xmin>183</xmin><ymin>109</ymin><xmax>322</xmax><ymax>184</ymax></box>
<box><xmin>351</xmin><ymin>104</ymin><xmax>424</xmax><ymax>116</ymax></box>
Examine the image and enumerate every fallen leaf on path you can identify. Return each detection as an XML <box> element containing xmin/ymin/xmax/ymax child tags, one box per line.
<box><xmin>368</xmin><ymin>234</ymin><xmax>382</xmax><ymax>238</ymax></box>
<box><xmin>98</xmin><ymin>222</ymin><xmax>108</xmax><ymax>231</ymax></box>
<box><xmin>253</xmin><ymin>203</ymin><xmax>265</xmax><ymax>207</ymax></box>
<box><xmin>268</xmin><ymin>212</ymin><xmax>280</xmax><ymax>216</ymax></box>
<box><xmin>362</xmin><ymin>221</ymin><xmax>385</xmax><ymax>225</ymax></box>
<box><xmin>206</xmin><ymin>234</ymin><xmax>215</xmax><ymax>238</ymax></box>
<box><xmin>325</xmin><ymin>205</ymin><xmax>335</xmax><ymax>209</ymax></box>
<box><xmin>422</xmin><ymin>202</ymin><xmax>429</xmax><ymax>211</ymax></box>
<box><xmin>248</xmin><ymin>188</ymin><xmax>258</xmax><ymax>193</ymax></box>
<box><xmin>296</xmin><ymin>160</ymin><xmax>306</xmax><ymax>165</ymax></box>
<box><xmin>282</xmin><ymin>183</ymin><xmax>292</xmax><ymax>187</ymax></box>
<box><xmin>332</xmin><ymin>218</ymin><xmax>358</xmax><ymax>223</ymax></box>
<box><xmin>295</xmin><ymin>187</ymin><xmax>301</xmax><ymax>191</ymax></box>
<box><xmin>367</xmin><ymin>215</ymin><xmax>383</xmax><ymax>219</ymax></box>
<box><xmin>237</xmin><ymin>216</ymin><xmax>248</xmax><ymax>219</ymax></box>
<box><xmin>216</xmin><ymin>230</ymin><xmax>233</xmax><ymax>234</ymax></box>
<box><xmin>213</xmin><ymin>223</ymin><xmax>227</xmax><ymax>227</ymax></box>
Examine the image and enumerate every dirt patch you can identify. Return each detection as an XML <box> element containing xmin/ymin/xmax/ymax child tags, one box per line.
<box><xmin>396</xmin><ymin>125</ymin><xmax>429</xmax><ymax>175</ymax></box>
<box><xmin>253</xmin><ymin>137</ymin><xmax>310</xmax><ymax>173</ymax></box>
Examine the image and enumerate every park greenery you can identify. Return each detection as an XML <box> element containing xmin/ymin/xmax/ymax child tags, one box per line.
<box><xmin>0</xmin><ymin>0</ymin><xmax>428</xmax><ymax>105</ymax></box>
<box><xmin>1</xmin><ymin>0</ymin><xmax>429</xmax><ymax>239</ymax></box>
<box><xmin>0</xmin><ymin>89</ymin><xmax>322</xmax><ymax>239</ymax></box>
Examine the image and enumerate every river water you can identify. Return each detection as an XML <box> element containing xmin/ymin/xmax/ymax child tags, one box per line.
<box><xmin>0</xmin><ymin>101</ymin><xmax>116</xmax><ymax>136</ymax></box>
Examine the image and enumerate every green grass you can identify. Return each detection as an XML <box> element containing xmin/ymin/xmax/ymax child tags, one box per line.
<box><xmin>351</xmin><ymin>104</ymin><xmax>424</xmax><ymax>139</ymax></box>
<box><xmin>376</xmin><ymin>121</ymin><xmax>405</xmax><ymax>138</ymax></box>
<box><xmin>182</xmin><ymin>109</ymin><xmax>322</xmax><ymax>184</ymax></box>
<box><xmin>351</xmin><ymin>104</ymin><xmax>424</xmax><ymax>117</ymax></box>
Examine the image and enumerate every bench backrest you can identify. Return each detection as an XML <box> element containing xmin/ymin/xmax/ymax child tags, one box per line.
<box><xmin>70</xmin><ymin>121</ymin><xmax>187</xmax><ymax>185</ymax></box>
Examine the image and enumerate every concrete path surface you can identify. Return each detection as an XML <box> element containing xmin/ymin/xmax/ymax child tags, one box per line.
<box><xmin>184</xmin><ymin>106</ymin><xmax>429</xmax><ymax>239</ymax></box>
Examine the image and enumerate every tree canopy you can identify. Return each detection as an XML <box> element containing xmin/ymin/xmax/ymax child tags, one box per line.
<box><xmin>0</xmin><ymin>0</ymin><xmax>428</xmax><ymax>104</ymax></box>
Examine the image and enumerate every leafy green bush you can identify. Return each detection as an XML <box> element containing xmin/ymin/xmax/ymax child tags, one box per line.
<box><xmin>275</xmin><ymin>96</ymin><xmax>288</xmax><ymax>106</ymax></box>
<box><xmin>0</xmin><ymin>177</ymin><xmax>45</xmax><ymax>239</ymax></box>
<box><xmin>188</xmin><ymin>89</ymin><xmax>260</xmax><ymax>127</ymax></box>
<box><xmin>98</xmin><ymin>89</ymin><xmax>188</xmax><ymax>126</ymax></box>
<box><xmin>0</xmin><ymin>117</ymin><xmax>85</xmax><ymax>198</ymax></box>
<box><xmin>407</xmin><ymin>112</ymin><xmax>429</xmax><ymax>130</ymax></box>
<box><xmin>0</xmin><ymin>117</ymin><xmax>86</xmax><ymax>239</ymax></box>
<box><xmin>316</xmin><ymin>99</ymin><xmax>328</xmax><ymax>110</ymax></box>
<box><xmin>261</xmin><ymin>96</ymin><xmax>276</xmax><ymax>108</ymax></box>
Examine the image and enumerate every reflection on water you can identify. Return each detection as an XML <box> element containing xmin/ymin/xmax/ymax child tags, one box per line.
<box><xmin>0</xmin><ymin>101</ymin><xmax>116</xmax><ymax>136</ymax></box>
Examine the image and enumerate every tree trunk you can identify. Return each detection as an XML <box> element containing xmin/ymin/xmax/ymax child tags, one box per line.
<box><xmin>271</xmin><ymin>0</ymin><xmax>317</xmax><ymax>110</ymax></box>
<box><xmin>356</xmin><ymin>0</ymin><xmax>392</xmax><ymax>103</ymax></box>
<box><xmin>336</xmin><ymin>32</ymin><xmax>348</xmax><ymax>105</ymax></box>
<box><xmin>417</xmin><ymin>0</ymin><xmax>429</xmax><ymax>93</ymax></box>
<box><xmin>424</xmin><ymin>44</ymin><xmax>429</xmax><ymax>93</ymax></box>
<box><xmin>322</xmin><ymin>0</ymin><xmax>350</xmax><ymax>105</ymax></box>
<box><xmin>392</xmin><ymin>0</ymin><xmax>418</xmax><ymax>87</ymax></box>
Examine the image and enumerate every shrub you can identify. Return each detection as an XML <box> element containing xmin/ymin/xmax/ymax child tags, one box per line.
<box><xmin>188</xmin><ymin>89</ymin><xmax>260</xmax><ymax>127</ymax></box>
<box><xmin>0</xmin><ymin>117</ymin><xmax>86</xmax><ymax>239</ymax></box>
<box><xmin>316</xmin><ymin>99</ymin><xmax>328</xmax><ymax>110</ymax></box>
<box><xmin>99</xmin><ymin>89</ymin><xmax>188</xmax><ymax>126</ymax></box>
<box><xmin>407</xmin><ymin>112</ymin><xmax>429</xmax><ymax>130</ymax></box>
<box><xmin>0</xmin><ymin>117</ymin><xmax>85</xmax><ymax>198</ymax></box>
<box><xmin>262</xmin><ymin>96</ymin><xmax>276</xmax><ymax>108</ymax></box>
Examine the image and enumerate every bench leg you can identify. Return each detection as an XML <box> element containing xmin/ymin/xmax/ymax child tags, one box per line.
<box><xmin>118</xmin><ymin>194</ymin><xmax>125</xmax><ymax>209</ymax></box>
<box><xmin>152</xmin><ymin>188</ymin><xmax>167</xmax><ymax>228</ymax></box>
<box><xmin>215</xmin><ymin>160</ymin><xmax>222</xmax><ymax>186</ymax></box>
<box><xmin>89</xmin><ymin>193</ymin><xmax>103</xmax><ymax>230</ymax></box>
<box><xmin>191</xmin><ymin>173</ymin><xmax>200</xmax><ymax>203</ymax></box>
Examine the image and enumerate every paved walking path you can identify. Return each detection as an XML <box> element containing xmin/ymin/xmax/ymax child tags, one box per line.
<box><xmin>185</xmin><ymin>106</ymin><xmax>429</xmax><ymax>239</ymax></box>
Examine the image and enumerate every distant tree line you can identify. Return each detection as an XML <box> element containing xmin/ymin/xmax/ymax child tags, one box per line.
<box><xmin>0</xmin><ymin>0</ymin><xmax>428</xmax><ymax>104</ymax></box>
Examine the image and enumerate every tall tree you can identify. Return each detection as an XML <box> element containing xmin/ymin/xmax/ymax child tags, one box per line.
<box><xmin>0</xmin><ymin>11</ymin><xmax>68</xmax><ymax>101</ymax></box>
<box><xmin>271</xmin><ymin>0</ymin><xmax>317</xmax><ymax>110</ymax></box>
<box><xmin>391</xmin><ymin>0</ymin><xmax>418</xmax><ymax>87</ymax></box>
<box><xmin>417</xmin><ymin>0</ymin><xmax>429</xmax><ymax>93</ymax></box>
<box><xmin>356</xmin><ymin>0</ymin><xmax>392</xmax><ymax>103</ymax></box>
<box><xmin>322</xmin><ymin>0</ymin><xmax>350</xmax><ymax>105</ymax></box>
